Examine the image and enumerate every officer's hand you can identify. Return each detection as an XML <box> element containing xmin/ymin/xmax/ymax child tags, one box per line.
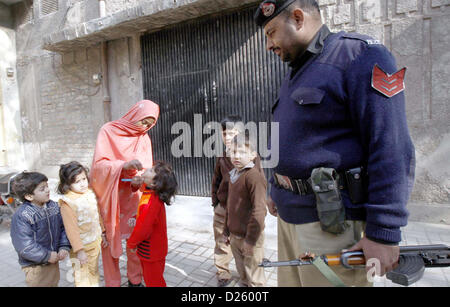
<box><xmin>345</xmin><ymin>237</ymin><xmax>399</xmax><ymax>277</ymax></box>
<box><xmin>267</xmin><ymin>197</ymin><xmax>278</xmax><ymax>217</ymax></box>
<box><xmin>123</xmin><ymin>159</ymin><xmax>143</xmax><ymax>171</ymax></box>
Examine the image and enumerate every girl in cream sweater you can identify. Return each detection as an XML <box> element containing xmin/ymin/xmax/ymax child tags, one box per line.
<box><xmin>58</xmin><ymin>161</ymin><xmax>108</xmax><ymax>287</ymax></box>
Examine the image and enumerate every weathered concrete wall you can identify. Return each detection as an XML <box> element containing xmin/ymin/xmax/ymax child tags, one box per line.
<box><xmin>108</xmin><ymin>35</ymin><xmax>144</xmax><ymax>120</ymax></box>
<box><xmin>42</xmin><ymin>0</ymin><xmax>261</xmax><ymax>52</ymax></box>
<box><xmin>105</xmin><ymin>0</ymin><xmax>141</xmax><ymax>16</ymax></box>
<box><xmin>10</xmin><ymin>0</ymin><xmax>450</xmax><ymax>217</ymax></box>
<box><xmin>0</xmin><ymin>26</ymin><xmax>26</xmax><ymax>171</ymax></box>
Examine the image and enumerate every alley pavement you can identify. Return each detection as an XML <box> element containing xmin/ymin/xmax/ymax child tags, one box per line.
<box><xmin>0</xmin><ymin>195</ymin><xmax>449</xmax><ymax>287</ymax></box>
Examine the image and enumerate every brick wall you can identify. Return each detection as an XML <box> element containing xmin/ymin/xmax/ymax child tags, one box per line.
<box><xmin>16</xmin><ymin>47</ymin><xmax>103</xmax><ymax>175</ymax></box>
<box><xmin>39</xmin><ymin>49</ymin><xmax>100</xmax><ymax>168</ymax></box>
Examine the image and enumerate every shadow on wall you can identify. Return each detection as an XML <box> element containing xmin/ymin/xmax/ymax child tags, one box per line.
<box><xmin>326</xmin><ymin>1</ymin><xmax>450</xmax><ymax>206</ymax></box>
<box><xmin>388</xmin><ymin>17</ymin><xmax>450</xmax><ymax>205</ymax></box>
<box><xmin>0</xmin><ymin>28</ymin><xmax>26</xmax><ymax>171</ymax></box>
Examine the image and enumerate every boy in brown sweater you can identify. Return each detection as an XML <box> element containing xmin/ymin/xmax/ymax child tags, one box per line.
<box><xmin>222</xmin><ymin>131</ymin><xmax>267</xmax><ymax>287</ymax></box>
<box><xmin>211</xmin><ymin>115</ymin><xmax>243</xmax><ymax>287</ymax></box>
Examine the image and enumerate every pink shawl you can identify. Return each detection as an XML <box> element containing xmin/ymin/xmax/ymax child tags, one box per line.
<box><xmin>90</xmin><ymin>100</ymin><xmax>160</xmax><ymax>258</ymax></box>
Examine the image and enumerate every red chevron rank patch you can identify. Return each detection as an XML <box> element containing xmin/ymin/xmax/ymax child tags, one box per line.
<box><xmin>371</xmin><ymin>64</ymin><xmax>406</xmax><ymax>98</ymax></box>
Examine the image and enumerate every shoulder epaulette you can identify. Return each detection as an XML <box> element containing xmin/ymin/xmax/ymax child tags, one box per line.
<box><xmin>342</xmin><ymin>33</ymin><xmax>381</xmax><ymax>45</ymax></box>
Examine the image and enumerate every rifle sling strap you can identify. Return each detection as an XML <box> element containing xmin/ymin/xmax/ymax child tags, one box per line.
<box><xmin>312</xmin><ymin>257</ymin><xmax>347</xmax><ymax>287</ymax></box>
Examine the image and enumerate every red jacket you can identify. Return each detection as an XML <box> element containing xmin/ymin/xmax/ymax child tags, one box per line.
<box><xmin>127</xmin><ymin>189</ymin><xmax>167</xmax><ymax>262</ymax></box>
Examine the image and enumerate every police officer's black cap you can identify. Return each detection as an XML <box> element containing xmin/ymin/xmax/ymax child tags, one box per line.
<box><xmin>254</xmin><ymin>0</ymin><xmax>297</xmax><ymax>27</ymax></box>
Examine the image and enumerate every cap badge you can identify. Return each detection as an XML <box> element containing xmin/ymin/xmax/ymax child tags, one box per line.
<box><xmin>262</xmin><ymin>3</ymin><xmax>276</xmax><ymax>17</ymax></box>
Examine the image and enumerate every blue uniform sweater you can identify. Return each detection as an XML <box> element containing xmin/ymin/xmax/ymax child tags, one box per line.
<box><xmin>270</xmin><ymin>31</ymin><xmax>416</xmax><ymax>243</ymax></box>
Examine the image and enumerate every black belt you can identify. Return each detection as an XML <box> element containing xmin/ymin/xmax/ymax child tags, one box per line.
<box><xmin>273</xmin><ymin>170</ymin><xmax>349</xmax><ymax>196</ymax></box>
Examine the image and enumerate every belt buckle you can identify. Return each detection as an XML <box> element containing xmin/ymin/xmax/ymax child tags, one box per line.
<box><xmin>274</xmin><ymin>174</ymin><xmax>294</xmax><ymax>192</ymax></box>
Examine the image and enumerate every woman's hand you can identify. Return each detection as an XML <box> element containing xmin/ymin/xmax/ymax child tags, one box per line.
<box><xmin>123</xmin><ymin>159</ymin><xmax>143</xmax><ymax>171</ymax></box>
<box><xmin>131</xmin><ymin>176</ymin><xmax>144</xmax><ymax>190</ymax></box>
<box><xmin>101</xmin><ymin>233</ymin><xmax>109</xmax><ymax>249</ymax></box>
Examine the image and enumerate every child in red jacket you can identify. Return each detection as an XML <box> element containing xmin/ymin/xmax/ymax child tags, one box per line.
<box><xmin>127</xmin><ymin>161</ymin><xmax>177</xmax><ymax>287</ymax></box>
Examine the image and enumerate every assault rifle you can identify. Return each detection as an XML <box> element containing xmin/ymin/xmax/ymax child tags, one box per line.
<box><xmin>259</xmin><ymin>244</ymin><xmax>449</xmax><ymax>286</ymax></box>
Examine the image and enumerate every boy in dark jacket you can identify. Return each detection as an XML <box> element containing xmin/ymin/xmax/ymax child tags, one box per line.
<box><xmin>10</xmin><ymin>172</ymin><xmax>71</xmax><ymax>287</ymax></box>
<box><xmin>211</xmin><ymin>115</ymin><xmax>243</xmax><ymax>287</ymax></box>
<box><xmin>223</xmin><ymin>131</ymin><xmax>267</xmax><ymax>287</ymax></box>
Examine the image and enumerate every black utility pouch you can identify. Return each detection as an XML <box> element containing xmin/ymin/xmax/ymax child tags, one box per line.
<box><xmin>310</xmin><ymin>168</ymin><xmax>349</xmax><ymax>235</ymax></box>
<box><xmin>345</xmin><ymin>167</ymin><xmax>367</xmax><ymax>204</ymax></box>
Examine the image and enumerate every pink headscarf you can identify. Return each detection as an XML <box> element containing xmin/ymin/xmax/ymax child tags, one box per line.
<box><xmin>90</xmin><ymin>100</ymin><xmax>160</xmax><ymax>258</ymax></box>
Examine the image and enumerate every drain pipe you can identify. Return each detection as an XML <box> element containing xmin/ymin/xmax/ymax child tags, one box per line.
<box><xmin>99</xmin><ymin>0</ymin><xmax>106</xmax><ymax>18</ymax></box>
<box><xmin>99</xmin><ymin>0</ymin><xmax>111</xmax><ymax>122</ymax></box>
<box><xmin>101</xmin><ymin>41</ymin><xmax>111</xmax><ymax>123</ymax></box>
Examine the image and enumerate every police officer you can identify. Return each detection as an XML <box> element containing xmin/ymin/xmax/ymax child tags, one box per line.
<box><xmin>254</xmin><ymin>0</ymin><xmax>415</xmax><ymax>286</ymax></box>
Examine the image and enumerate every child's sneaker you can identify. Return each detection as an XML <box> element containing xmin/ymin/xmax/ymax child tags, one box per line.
<box><xmin>128</xmin><ymin>280</ymin><xmax>144</xmax><ymax>287</ymax></box>
<box><xmin>217</xmin><ymin>278</ymin><xmax>231</xmax><ymax>287</ymax></box>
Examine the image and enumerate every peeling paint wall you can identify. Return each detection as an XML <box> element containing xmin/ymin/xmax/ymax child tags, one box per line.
<box><xmin>12</xmin><ymin>0</ymin><xmax>104</xmax><ymax>177</ymax></box>
<box><xmin>0</xmin><ymin>26</ymin><xmax>26</xmax><ymax>171</ymax></box>
<box><xmin>108</xmin><ymin>35</ymin><xmax>143</xmax><ymax>120</ymax></box>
